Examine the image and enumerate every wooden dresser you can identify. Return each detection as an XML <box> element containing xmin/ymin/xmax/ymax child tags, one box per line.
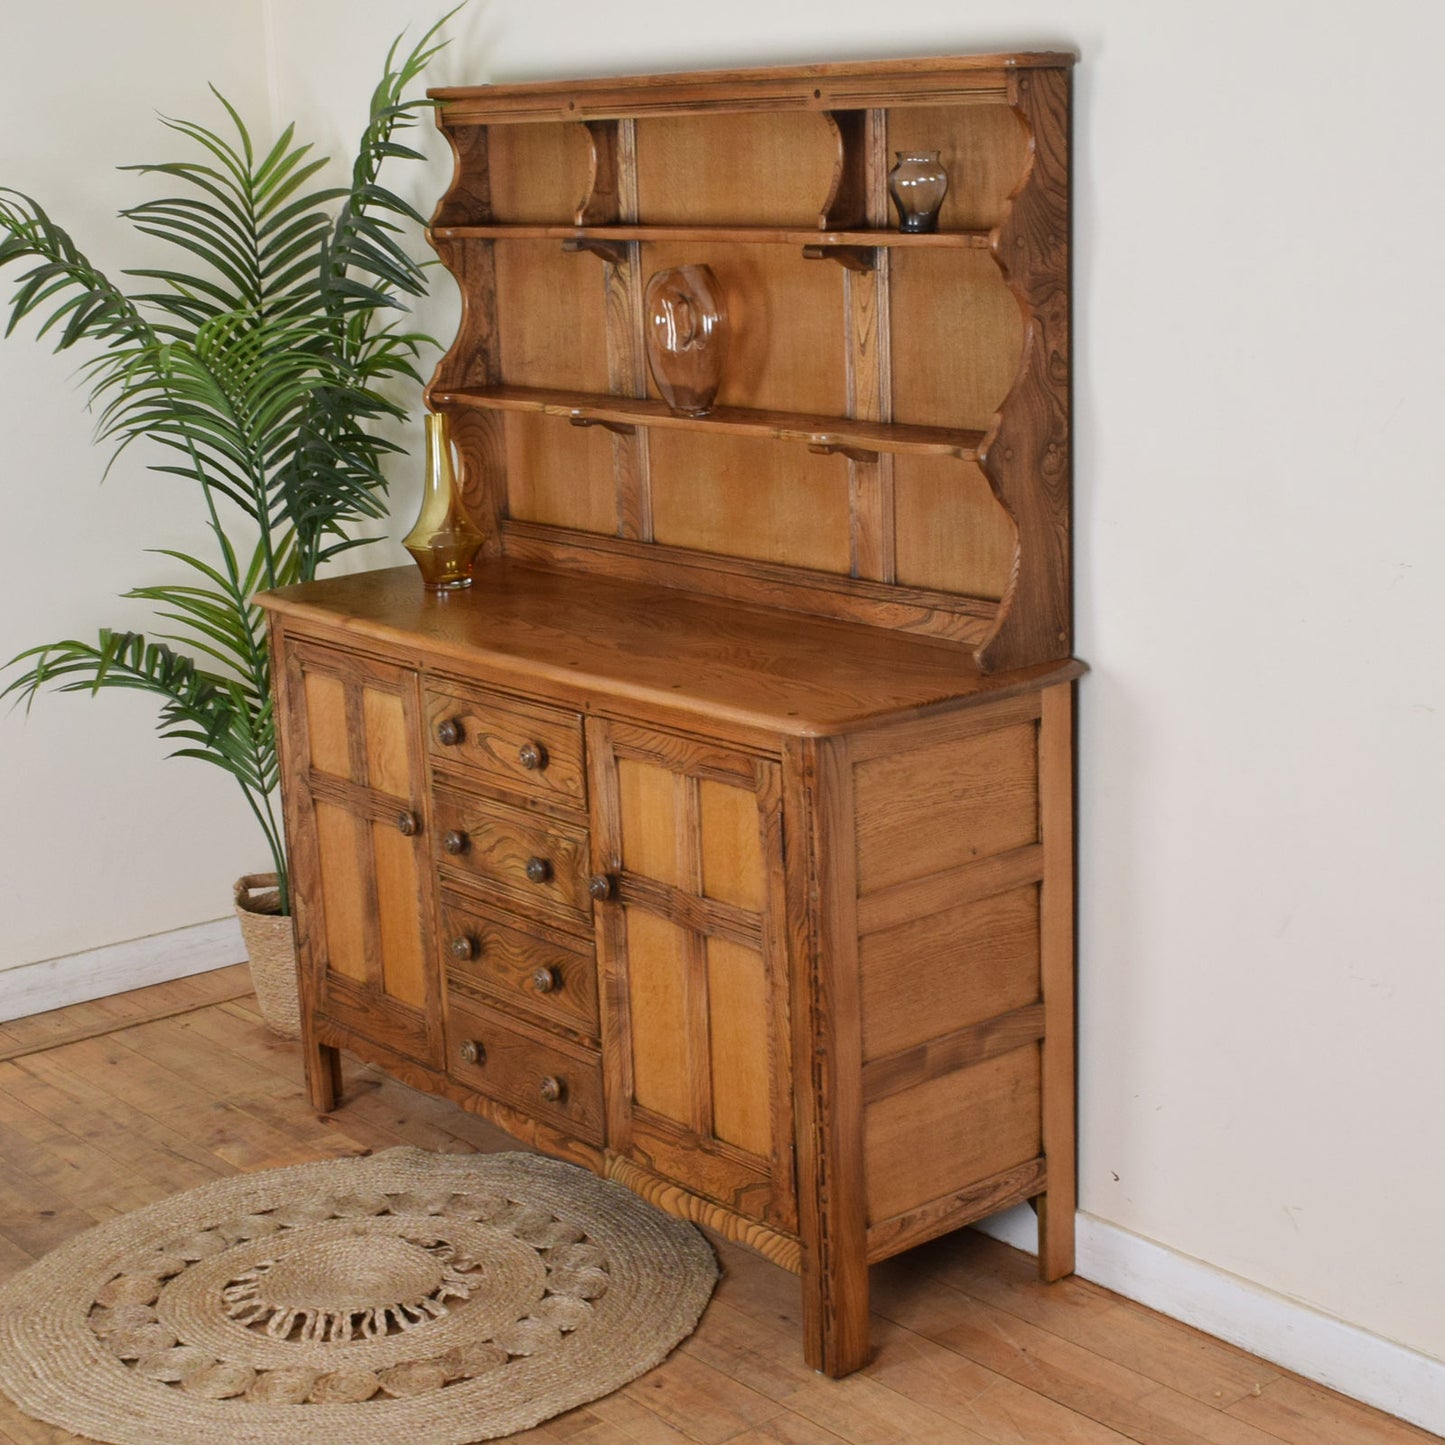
<box><xmin>259</xmin><ymin>52</ymin><xmax>1080</xmax><ymax>1377</ymax></box>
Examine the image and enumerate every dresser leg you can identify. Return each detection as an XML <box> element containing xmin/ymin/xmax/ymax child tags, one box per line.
<box><xmin>305</xmin><ymin>1038</ymin><xmax>343</xmax><ymax>1114</ymax></box>
<box><xmin>801</xmin><ymin>1239</ymin><xmax>872</xmax><ymax>1377</ymax></box>
<box><xmin>1037</xmin><ymin>1185</ymin><xmax>1076</xmax><ymax>1281</ymax></box>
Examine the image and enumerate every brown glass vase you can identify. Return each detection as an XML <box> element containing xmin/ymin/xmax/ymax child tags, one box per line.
<box><xmin>887</xmin><ymin>150</ymin><xmax>949</xmax><ymax>234</ymax></box>
<box><xmin>402</xmin><ymin>411</ymin><xmax>485</xmax><ymax>589</ymax></box>
<box><xmin>643</xmin><ymin>265</ymin><xmax>729</xmax><ymax>416</ymax></box>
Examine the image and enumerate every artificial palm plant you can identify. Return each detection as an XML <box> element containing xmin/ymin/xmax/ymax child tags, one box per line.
<box><xmin>0</xmin><ymin>20</ymin><xmax>451</xmax><ymax>915</ymax></box>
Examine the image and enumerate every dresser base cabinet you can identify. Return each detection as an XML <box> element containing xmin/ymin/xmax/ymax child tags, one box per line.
<box><xmin>264</xmin><ymin>50</ymin><xmax>1081</xmax><ymax>1377</ymax></box>
<box><xmin>264</xmin><ymin>569</ymin><xmax>1079</xmax><ymax>1377</ymax></box>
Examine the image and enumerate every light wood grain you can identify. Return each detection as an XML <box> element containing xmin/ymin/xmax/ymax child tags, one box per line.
<box><xmin>859</xmin><ymin>885</ymin><xmax>1040</xmax><ymax>1060</ymax></box>
<box><xmin>442</xmin><ymin>891</ymin><xmax>599</xmax><ymax>1038</ymax></box>
<box><xmin>433</xmin><ymin>222</ymin><xmax>992</xmax><ymax>249</ymax></box>
<box><xmin>437</xmin><ymin>384</ymin><xmax>983</xmax><ymax>460</ymax></box>
<box><xmin>863</xmin><ymin>1045</ymin><xmax>1041</xmax><ymax>1223</ymax></box>
<box><xmin>1</xmin><ymin>988</ymin><xmax>1434</xmax><ymax>1445</ymax></box>
<box><xmin>635</xmin><ymin>112</ymin><xmax>835</xmax><ymax>228</ymax></box>
<box><xmin>705</xmin><ymin>936</ymin><xmax>772</xmax><ymax>1157</ymax></box>
<box><xmin>261</xmin><ymin>563</ymin><xmax>1078</xmax><ymax>742</ymax></box>
<box><xmin>429</xmin><ymin>54</ymin><xmax>1064</xmax><ymax>126</ymax></box>
<box><xmin>485</xmin><ymin>121</ymin><xmax>590</xmax><ymax>224</ymax></box>
<box><xmin>426</xmin><ymin>681</ymin><xmax>587</xmax><ymax>810</ymax></box>
<box><xmin>853</xmin><ymin>718</ymin><xmax>1040</xmax><ymax>893</ymax></box>
<box><xmin>503</xmin><ymin>409</ymin><xmax>618</xmax><ymax>535</ymax></box>
<box><xmin>431</xmin><ymin>786</ymin><xmax>592</xmax><ymax>926</ymax></box>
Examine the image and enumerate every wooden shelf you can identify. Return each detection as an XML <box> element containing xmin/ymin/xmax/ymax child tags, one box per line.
<box><xmin>432</xmin><ymin>385</ymin><xmax>984</xmax><ymax>461</ymax></box>
<box><xmin>430</xmin><ymin>223</ymin><xmax>992</xmax><ymax>250</ymax></box>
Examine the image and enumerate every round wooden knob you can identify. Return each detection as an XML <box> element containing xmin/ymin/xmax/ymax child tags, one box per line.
<box><xmin>396</xmin><ymin>811</ymin><xmax>420</xmax><ymax>837</ymax></box>
<box><xmin>531</xmin><ymin>966</ymin><xmax>558</xmax><ymax>994</ymax></box>
<box><xmin>450</xmin><ymin>935</ymin><xmax>476</xmax><ymax>961</ymax></box>
<box><xmin>539</xmin><ymin>1075</ymin><xmax>564</xmax><ymax>1103</ymax></box>
<box><xmin>525</xmin><ymin>856</ymin><xmax>552</xmax><ymax>884</ymax></box>
<box><xmin>436</xmin><ymin>718</ymin><xmax>463</xmax><ymax>746</ymax></box>
<box><xmin>518</xmin><ymin>741</ymin><xmax>548</xmax><ymax>771</ymax></box>
<box><xmin>587</xmin><ymin>874</ymin><xmax>615</xmax><ymax>902</ymax></box>
<box><xmin>443</xmin><ymin>829</ymin><xmax>469</xmax><ymax>855</ymax></box>
<box><xmin>458</xmin><ymin>1039</ymin><xmax>484</xmax><ymax>1066</ymax></box>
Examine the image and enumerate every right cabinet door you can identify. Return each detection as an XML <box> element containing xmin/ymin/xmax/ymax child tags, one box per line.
<box><xmin>588</xmin><ymin>720</ymin><xmax>796</xmax><ymax>1234</ymax></box>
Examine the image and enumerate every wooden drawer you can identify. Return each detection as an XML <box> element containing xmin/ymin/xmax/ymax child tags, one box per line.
<box><xmin>441</xmin><ymin>891</ymin><xmax>598</xmax><ymax>1038</ymax></box>
<box><xmin>432</xmin><ymin>788</ymin><xmax>591</xmax><ymax>925</ymax></box>
<box><xmin>426</xmin><ymin>684</ymin><xmax>585</xmax><ymax>809</ymax></box>
<box><xmin>445</xmin><ymin>996</ymin><xmax>605</xmax><ymax>1145</ymax></box>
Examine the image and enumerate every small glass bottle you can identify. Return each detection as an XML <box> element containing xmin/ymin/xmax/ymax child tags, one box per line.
<box><xmin>402</xmin><ymin>411</ymin><xmax>485</xmax><ymax>589</ymax></box>
<box><xmin>887</xmin><ymin>151</ymin><xmax>949</xmax><ymax>234</ymax></box>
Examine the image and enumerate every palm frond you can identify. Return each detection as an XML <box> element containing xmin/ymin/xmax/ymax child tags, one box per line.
<box><xmin>0</xmin><ymin>11</ymin><xmax>458</xmax><ymax>903</ymax></box>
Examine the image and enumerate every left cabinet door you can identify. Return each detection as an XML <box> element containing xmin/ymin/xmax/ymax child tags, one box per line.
<box><xmin>280</xmin><ymin>640</ymin><xmax>442</xmax><ymax>1068</ymax></box>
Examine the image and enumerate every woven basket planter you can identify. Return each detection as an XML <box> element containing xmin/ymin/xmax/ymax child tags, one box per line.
<box><xmin>233</xmin><ymin>873</ymin><xmax>301</xmax><ymax>1039</ymax></box>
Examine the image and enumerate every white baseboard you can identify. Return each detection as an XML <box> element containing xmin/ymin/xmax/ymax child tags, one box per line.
<box><xmin>975</xmin><ymin>1204</ymin><xmax>1445</xmax><ymax>1437</ymax></box>
<box><xmin>0</xmin><ymin>918</ymin><xmax>247</xmax><ymax>1023</ymax></box>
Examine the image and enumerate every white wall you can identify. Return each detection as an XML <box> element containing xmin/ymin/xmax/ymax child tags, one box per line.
<box><xmin>5</xmin><ymin>0</ymin><xmax>1445</xmax><ymax>1411</ymax></box>
<box><xmin>264</xmin><ymin>0</ymin><xmax>1445</xmax><ymax>1376</ymax></box>
<box><xmin>0</xmin><ymin>3</ymin><xmax>271</xmax><ymax>969</ymax></box>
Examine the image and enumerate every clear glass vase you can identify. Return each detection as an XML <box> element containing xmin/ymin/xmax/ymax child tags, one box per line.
<box><xmin>643</xmin><ymin>265</ymin><xmax>729</xmax><ymax>417</ymax></box>
<box><xmin>887</xmin><ymin>150</ymin><xmax>949</xmax><ymax>234</ymax></box>
<box><xmin>402</xmin><ymin>411</ymin><xmax>485</xmax><ymax>590</ymax></box>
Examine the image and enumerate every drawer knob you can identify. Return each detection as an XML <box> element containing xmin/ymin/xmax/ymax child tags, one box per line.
<box><xmin>539</xmin><ymin>1075</ymin><xmax>565</xmax><ymax>1103</ymax></box>
<box><xmin>525</xmin><ymin>856</ymin><xmax>552</xmax><ymax>884</ymax></box>
<box><xmin>436</xmin><ymin>718</ymin><xmax>463</xmax><ymax>746</ymax></box>
<box><xmin>443</xmin><ymin>829</ymin><xmax>470</xmax><ymax>855</ymax></box>
<box><xmin>459</xmin><ymin>1039</ymin><xmax>485</xmax><ymax>1066</ymax></box>
<box><xmin>532</xmin><ymin>966</ymin><xmax>559</xmax><ymax>994</ymax></box>
<box><xmin>518</xmin><ymin>741</ymin><xmax>548</xmax><ymax>771</ymax></box>
<box><xmin>450</xmin><ymin>934</ymin><xmax>477</xmax><ymax>962</ymax></box>
<box><xmin>587</xmin><ymin>873</ymin><xmax>615</xmax><ymax>902</ymax></box>
<box><xmin>396</xmin><ymin>810</ymin><xmax>421</xmax><ymax>837</ymax></box>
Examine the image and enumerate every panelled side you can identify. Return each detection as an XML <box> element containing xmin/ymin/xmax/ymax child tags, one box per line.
<box><xmin>849</xmin><ymin>688</ymin><xmax>1074</xmax><ymax>1266</ymax></box>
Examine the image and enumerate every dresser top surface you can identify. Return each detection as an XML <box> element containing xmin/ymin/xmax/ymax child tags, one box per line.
<box><xmin>259</xmin><ymin>562</ymin><xmax>1080</xmax><ymax>738</ymax></box>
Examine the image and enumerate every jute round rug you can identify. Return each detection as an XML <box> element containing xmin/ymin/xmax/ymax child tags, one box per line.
<box><xmin>0</xmin><ymin>1147</ymin><xmax>717</xmax><ymax>1444</ymax></box>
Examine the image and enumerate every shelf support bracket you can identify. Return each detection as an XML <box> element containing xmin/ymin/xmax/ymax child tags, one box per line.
<box><xmin>802</xmin><ymin>244</ymin><xmax>877</xmax><ymax>273</ymax></box>
<box><xmin>562</xmin><ymin>236</ymin><xmax>629</xmax><ymax>266</ymax></box>
<box><xmin>569</xmin><ymin>411</ymin><xmax>636</xmax><ymax>437</ymax></box>
<box><xmin>808</xmin><ymin>437</ymin><xmax>879</xmax><ymax>464</ymax></box>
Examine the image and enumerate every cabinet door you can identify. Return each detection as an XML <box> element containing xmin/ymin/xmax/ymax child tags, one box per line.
<box><xmin>283</xmin><ymin>641</ymin><xmax>441</xmax><ymax>1066</ymax></box>
<box><xmin>588</xmin><ymin>720</ymin><xmax>795</xmax><ymax>1232</ymax></box>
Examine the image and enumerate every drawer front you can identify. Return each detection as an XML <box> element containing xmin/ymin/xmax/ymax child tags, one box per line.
<box><xmin>433</xmin><ymin>789</ymin><xmax>591</xmax><ymax>924</ymax></box>
<box><xmin>445</xmin><ymin>997</ymin><xmax>604</xmax><ymax>1144</ymax></box>
<box><xmin>441</xmin><ymin>893</ymin><xmax>599</xmax><ymax>1037</ymax></box>
<box><xmin>426</xmin><ymin>686</ymin><xmax>585</xmax><ymax>808</ymax></box>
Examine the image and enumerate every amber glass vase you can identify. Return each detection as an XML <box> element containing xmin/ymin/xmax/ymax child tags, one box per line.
<box><xmin>402</xmin><ymin>411</ymin><xmax>485</xmax><ymax>589</ymax></box>
<box><xmin>887</xmin><ymin>150</ymin><xmax>949</xmax><ymax>233</ymax></box>
<box><xmin>643</xmin><ymin>265</ymin><xmax>729</xmax><ymax>416</ymax></box>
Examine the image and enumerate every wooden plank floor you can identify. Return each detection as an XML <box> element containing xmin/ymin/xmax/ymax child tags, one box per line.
<box><xmin>0</xmin><ymin>969</ymin><xmax>1434</xmax><ymax>1445</ymax></box>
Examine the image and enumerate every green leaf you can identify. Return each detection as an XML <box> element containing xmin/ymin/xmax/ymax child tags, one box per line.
<box><xmin>0</xmin><ymin>9</ymin><xmax>459</xmax><ymax>900</ymax></box>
